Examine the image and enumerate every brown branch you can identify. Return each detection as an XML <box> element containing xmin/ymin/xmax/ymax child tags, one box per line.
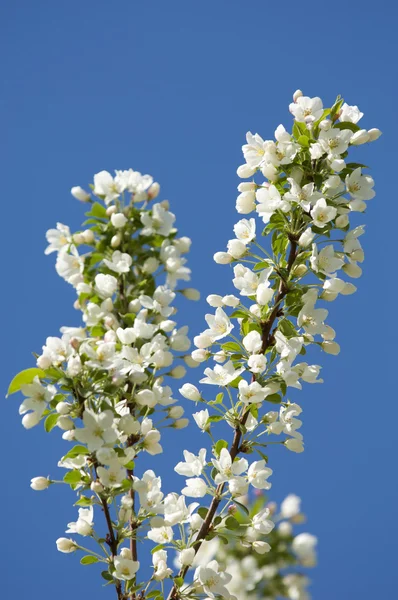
<box><xmin>100</xmin><ymin>495</ymin><xmax>123</xmax><ymax>600</ymax></box>
<box><xmin>166</xmin><ymin>237</ymin><xmax>299</xmax><ymax>600</ymax></box>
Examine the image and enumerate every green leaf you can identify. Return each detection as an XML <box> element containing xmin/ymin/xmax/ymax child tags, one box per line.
<box><xmin>63</xmin><ymin>470</ymin><xmax>82</xmax><ymax>485</ymax></box>
<box><xmin>225</xmin><ymin>516</ymin><xmax>240</xmax><ymax>530</ymax></box>
<box><xmin>278</xmin><ymin>319</ymin><xmax>298</xmax><ymax>338</ymax></box>
<box><xmin>101</xmin><ymin>570</ymin><xmax>114</xmax><ymax>581</ymax></box>
<box><xmin>254</xmin><ymin>261</ymin><xmax>269</xmax><ymax>271</ymax></box>
<box><xmin>63</xmin><ymin>445</ymin><xmax>90</xmax><ymax>460</ymax></box>
<box><xmin>75</xmin><ymin>496</ymin><xmax>93</xmax><ymax>507</ymax></box>
<box><xmin>230</xmin><ymin>310</ymin><xmax>248</xmax><ymax>319</ymax></box>
<box><xmin>81</xmin><ymin>555</ymin><xmax>99</xmax><ymax>565</ymax></box>
<box><xmin>214</xmin><ymin>439</ymin><xmax>228</xmax><ymax>457</ymax></box>
<box><xmin>7</xmin><ymin>368</ymin><xmax>46</xmax><ymax>396</ymax></box>
<box><xmin>150</xmin><ymin>544</ymin><xmax>165</xmax><ymax>554</ymax></box>
<box><xmin>298</xmin><ymin>135</ymin><xmax>310</xmax><ymax>147</ymax></box>
<box><xmin>234</xmin><ymin>499</ymin><xmax>250</xmax><ymax>516</ymax></box>
<box><xmin>335</xmin><ymin>121</ymin><xmax>360</xmax><ymax>133</ymax></box>
<box><xmin>147</xmin><ymin>592</ymin><xmax>162</xmax><ymax>599</ymax></box>
<box><xmin>266</xmin><ymin>393</ymin><xmax>282</xmax><ymax>404</ymax></box>
<box><xmin>208</xmin><ymin>415</ymin><xmax>223</xmax><ymax>423</ymax></box>
<box><xmin>44</xmin><ymin>413</ymin><xmax>59</xmax><ymax>433</ymax></box>
<box><xmin>198</xmin><ymin>507</ymin><xmax>209</xmax><ymax>519</ymax></box>
<box><xmin>215</xmin><ymin>392</ymin><xmax>224</xmax><ymax>404</ymax></box>
<box><xmin>86</xmin><ymin>201</ymin><xmax>107</xmax><ymax>219</ymax></box>
<box><xmin>221</xmin><ymin>342</ymin><xmax>242</xmax><ymax>353</ymax></box>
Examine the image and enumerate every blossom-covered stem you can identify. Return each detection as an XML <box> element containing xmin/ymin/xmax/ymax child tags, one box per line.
<box><xmin>168</xmin><ymin>240</ymin><xmax>299</xmax><ymax>600</ymax></box>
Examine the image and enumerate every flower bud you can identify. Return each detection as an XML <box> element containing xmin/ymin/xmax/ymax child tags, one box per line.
<box><xmin>22</xmin><ymin>412</ymin><xmax>41</xmax><ymax>429</ymax></box>
<box><xmin>213</xmin><ymin>252</ymin><xmax>233</xmax><ymax>265</ymax></box>
<box><xmin>174</xmin><ymin>418</ymin><xmax>189</xmax><ymax>429</ymax></box>
<box><xmin>293</xmin><ymin>89</ymin><xmax>303</xmax><ymax>102</ymax></box>
<box><xmin>322</xmin><ymin>341</ymin><xmax>340</xmax><ymax>355</ymax></box>
<box><xmin>148</xmin><ymin>182</ymin><xmax>160</xmax><ymax>199</ymax></box>
<box><xmin>194</xmin><ymin>333</ymin><xmax>213</xmax><ymax>349</ymax></box>
<box><xmin>253</xmin><ymin>541</ymin><xmax>271</xmax><ymax>554</ymax></box>
<box><xmin>350</xmin><ymin>129</ymin><xmax>370</xmax><ymax>146</ymax></box>
<box><xmin>91</xmin><ymin>481</ymin><xmax>104</xmax><ymax>494</ymax></box>
<box><xmin>284</xmin><ymin>438</ymin><xmax>304</xmax><ymax>453</ymax></box>
<box><xmin>57</xmin><ymin>416</ymin><xmax>74</xmax><ymax>431</ymax></box>
<box><xmin>236</xmin><ymin>191</ymin><xmax>256</xmax><ymax>214</ymax></box>
<box><xmin>56</xmin><ymin>401</ymin><xmax>72</xmax><ymax>415</ymax></box>
<box><xmin>56</xmin><ymin>538</ymin><xmax>77</xmax><ymax>553</ymax></box>
<box><xmin>191</xmin><ymin>349</ymin><xmax>209</xmax><ymax>363</ymax></box>
<box><xmin>179</xmin><ymin>548</ymin><xmax>195</xmax><ymax>566</ymax></box>
<box><xmin>30</xmin><ymin>476</ymin><xmax>51</xmax><ymax>491</ymax></box>
<box><xmin>37</xmin><ymin>355</ymin><xmax>52</xmax><ymax>370</ymax></box>
<box><xmin>111</xmin><ymin>234</ymin><xmax>121</xmax><ymax>248</ymax></box>
<box><xmin>319</xmin><ymin>119</ymin><xmax>332</xmax><ymax>131</ymax></box>
<box><xmin>170</xmin><ymin>365</ymin><xmax>186</xmax><ymax>379</ymax></box>
<box><xmin>336</xmin><ymin>214</ymin><xmax>349</xmax><ymax>229</ymax></box>
<box><xmin>298</xmin><ymin>228</ymin><xmax>315</xmax><ymax>247</ymax></box>
<box><xmin>342</xmin><ymin>262</ymin><xmax>362</xmax><ymax>278</ymax></box>
<box><xmin>180</xmin><ymin>288</ymin><xmax>200</xmax><ymax>301</ymax></box>
<box><xmin>106</xmin><ymin>205</ymin><xmax>116</xmax><ymax>216</ymax></box>
<box><xmin>367</xmin><ymin>128</ymin><xmax>382</xmax><ymax>141</ymax></box>
<box><xmin>278</xmin><ymin>521</ymin><xmax>293</xmax><ymax>537</ymax></box>
<box><xmin>237</xmin><ymin>164</ymin><xmax>256</xmax><ymax>178</ymax></box>
<box><xmin>142</xmin><ymin>257</ymin><xmax>160</xmax><ymax>274</ymax></box>
<box><xmin>179</xmin><ymin>383</ymin><xmax>201</xmax><ymax>402</ymax></box>
<box><xmin>169</xmin><ymin>406</ymin><xmax>184</xmax><ymax>419</ymax></box>
<box><xmin>111</xmin><ymin>213</ymin><xmax>128</xmax><ymax>228</ymax></box>
<box><xmin>261</xmin><ymin>163</ymin><xmax>278</xmax><ymax>181</ymax></box>
<box><xmin>206</xmin><ymin>294</ymin><xmax>223</xmax><ymax>307</ymax></box>
<box><xmin>73</xmin><ymin>233</ymin><xmax>85</xmax><ymax>245</ymax></box>
<box><xmin>292</xmin><ymin>264</ymin><xmax>307</xmax><ymax>278</ymax></box>
<box><xmin>71</xmin><ymin>186</ymin><xmax>90</xmax><ymax>202</ymax></box>
<box><xmin>82</xmin><ymin>229</ymin><xmax>95</xmax><ymax>244</ymax></box>
<box><xmin>184</xmin><ymin>355</ymin><xmax>200</xmax><ymax>368</ymax></box>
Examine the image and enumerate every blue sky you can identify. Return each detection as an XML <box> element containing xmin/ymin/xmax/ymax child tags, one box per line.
<box><xmin>1</xmin><ymin>1</ymin><xmax>397</xmax><ymax>598</ymax></box>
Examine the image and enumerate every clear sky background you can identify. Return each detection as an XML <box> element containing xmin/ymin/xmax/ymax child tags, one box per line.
<box><xmin>1</xmin><ymin>1</ymin><xmax>397</xmax><ymax>598</ymax></box>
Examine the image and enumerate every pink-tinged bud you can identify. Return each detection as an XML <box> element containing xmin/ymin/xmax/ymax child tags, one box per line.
<box><xmin>293</xmin><ymin>89</ymin><xmax>303</xmax><ymax>102</ymax></box>
<box><xmin>367</xmin><ymin>128</ymin><xmax>382</xmax><ymax>141</ymax></box>
<box><xmin>319</xmin><ymin>119</ymin><xmax>331</xmax><ymax>131</ymax></box>
<box><xmin>148</xmin><ymin>182</ymin><xmax>160</xmax><ymax>199</ymax></box>
<box><xmin>228</xmin><ymin>504</ymin><xmax>237</xmax><ymax>514</ymax></box>
<box><xmin>71</xmin><ymin>186</ymin><xmax>90</xmax><ymax>202</ymax></box>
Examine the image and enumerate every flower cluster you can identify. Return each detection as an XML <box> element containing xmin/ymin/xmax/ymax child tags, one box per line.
<box><xmin>197</xmin><ymin>493</ymin><xmax>317</xmax><ymax>600</ymax></box>
<box><xmin>9</xmin><ymin>168</ymin><xmax>201</xmax><ymax>599</ymax></box>
<box><xmin>162</xmin><ymin>91</ymin><xmax>380</xmax><ymax>599</ymax></box>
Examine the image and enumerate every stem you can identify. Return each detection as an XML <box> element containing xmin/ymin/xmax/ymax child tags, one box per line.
<box><xmin>100</xmin><ymin>495</ymin><xmax>123</xmax><ymax>600</ymax></box>
<box><xmin>166</xmin><ymin>237</ymin><xmax>299</xmax><ymax>600</ymax></box>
